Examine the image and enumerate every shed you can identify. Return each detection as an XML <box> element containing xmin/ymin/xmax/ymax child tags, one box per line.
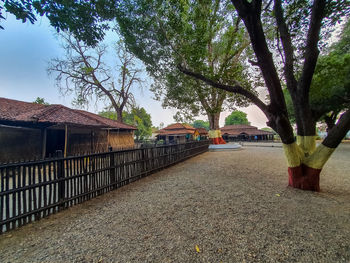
<box><xmin>0</xmin><ymin>97</ymin><xmax>137</xmax><ymax>163</ymax></box>
<box><xmin>220</xmin><ymin>124</ymin><xmax>274</xmax><ymax>142</ymax></box>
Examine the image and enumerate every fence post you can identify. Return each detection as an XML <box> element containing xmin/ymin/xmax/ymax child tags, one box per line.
<box><xmin>57</xmin><ymin>158</ymin><xmax>65</xmax><ymax>211</ymax></box>
<box><xmin>110</xmin><ymin>152</ymin><xmax>116</xmax><ymax>189</ymax></box>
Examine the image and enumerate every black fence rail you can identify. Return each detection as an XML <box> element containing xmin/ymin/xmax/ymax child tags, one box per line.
<box><xmin>0</xmin><ymin>140</ymin><xmax>209</xmax><ymax>233</ymax></box>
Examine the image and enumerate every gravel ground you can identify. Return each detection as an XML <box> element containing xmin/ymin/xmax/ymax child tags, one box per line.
<box><xmin>0</xmin><ymin>144</ymin><xmax>349</xmax><ymax>263</ymax></box>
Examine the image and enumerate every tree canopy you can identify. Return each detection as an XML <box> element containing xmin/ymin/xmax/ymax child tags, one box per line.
<box><xmin>33</xmin><ymin>97</ymin><xmax>49</xmax><ymax>105</ymax></box>
<box><xmin>192</xmin><ymin>120</ymin><xmax>210</xmax><ymax>130</ymax></box>
<box><xmin>123</xmin><ymin>107</ymin><xmax>153</xmax><ymax>140</ymax></box>
<box><xmin>284</xmin><ymin>18</ymin><xmax>350</xmax><ymax>130</ymax></box>
<box><xmin>116</xmin><ymin>0</ymin><xmax>255</xmax><ymax>130</ymax></box>
<box><xmin>99</xmin><ymin>106</ymin><xmax>153</xmax><ymax>140</ymax></box>
<box><xmin>0</xmin><ymin>0</ymin><xmax>118</xmax><ymax>45</ymax></box>
<box><xmin>225</xmin><ymin>111</ymin><xmax>250</xmax><ymax>126</ymax></box>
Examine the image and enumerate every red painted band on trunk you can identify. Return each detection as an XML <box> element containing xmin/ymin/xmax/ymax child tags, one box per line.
<box><xmin>288</xmin><ymin>164</ymin><xmax>321</xmax><ymax>191</ymax></box>
<box><xmin>210</xmin><ymin>137</ymin><xmax>227</xmax><ymax>145</ymax></box>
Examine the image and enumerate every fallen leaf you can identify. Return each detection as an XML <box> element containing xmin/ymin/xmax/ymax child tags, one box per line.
<box><xmin>195</xmin><ymin>245</ymin><xmax>200</xmax><ymax>253</ymax></box>
<box><xmin>275</xmin><ymin>194</ymin><xmax>280</xmax><ymax>197</ymax></box>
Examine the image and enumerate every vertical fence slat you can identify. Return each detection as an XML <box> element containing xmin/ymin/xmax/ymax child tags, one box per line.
<box><xmin>0</xmin><ymin>168</ymin><xmax>4</xmax><ymax>232</ymax></box>
<box><xmin>5</xmin><ymin>167</ymin><xmax>10</xmax><ymax>231</ymax></box>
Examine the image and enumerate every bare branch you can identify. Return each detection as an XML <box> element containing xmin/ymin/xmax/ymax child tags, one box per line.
<box><xmin>274</xmin><ymin>0</ymin><xmax>297</xmax><ymax>92</ymax></box>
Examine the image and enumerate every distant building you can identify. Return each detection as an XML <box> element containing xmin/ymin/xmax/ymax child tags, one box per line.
<box><xmin>156</xmin><ymin>123</ymin><xmax>207</xmax><ymax>144</ymax></box>
<box><xmin>221</xmin><ymin>124</ymin><xmax>274</xmax><ymax>142</ymax></box>
<box><xmin>0</xmin><ymin>97</ymin><xmax>137</xmax><ymax>163</ymax></box>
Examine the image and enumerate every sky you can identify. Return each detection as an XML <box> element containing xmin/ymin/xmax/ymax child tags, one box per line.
<box><xmin>0</xmin><ymin>14</ymin><xmax>269</xmax><ymax>129</ymax></box>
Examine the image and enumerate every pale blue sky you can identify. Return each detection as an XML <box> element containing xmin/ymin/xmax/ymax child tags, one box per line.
<box><xmin>0</xmin><ymin>14</ymin><xmax>268</xmax><ymax>128</ymax></box>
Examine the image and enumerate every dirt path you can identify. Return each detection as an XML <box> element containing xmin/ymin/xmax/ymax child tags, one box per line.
<box><xmin>0</xmin><ymin>145</ymin><xmax>349</xmax><ymax>262</ymax></box>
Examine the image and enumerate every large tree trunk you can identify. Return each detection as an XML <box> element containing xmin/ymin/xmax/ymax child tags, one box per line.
<box><xmin>208</xmin><ymin>112</ymin><xmax>220</xmax><ymax>130</ymax></box>
<box><xmin>283</xmin><ymin>136</ymin><xmax>335</xmax><ymax>191</ymax></box>
<box><xmin>207</xmin><ymin>112</ymin><xmax>226</xmax><ymax>144</ymax></box>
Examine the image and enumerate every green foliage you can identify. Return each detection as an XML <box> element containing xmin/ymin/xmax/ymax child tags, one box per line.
<box><xmin>33</xmin><ymin>97</ymin><xmax>49</xmax><ymax>105</ymax></box>
<box><xmin>1</xmin><ymin>0</ymin><xmax>118</xmax><ymax>46</ymax></box>
<box><xmin>99</xmin><ymin>106</ymin><xmax>153</xmax><ymax>140</ymax></box>
<box><xmin>116</xmin><ymin>0</ymin><xmax>254</xmax><ymax>127</ymax></box>
<box><xmin>192</xmin><ymin>120</ymin><xmax>210</xmax><ymax>130</ymax></box>
<box><xmin>261</xmin><ymin>127</ymin><xmax>276</xmax><ymax>134</ymax></box>
<box><xmin>225</xmin><ymin>111</ymin><xmax>250</xmax><ymax>126</ymax></box>
<box><xmin>285</xmin><ymin>18</ymin><xmax>350</xmax><ymax>127</ymax></box>
<box><xmin>99</xmin><ymin>111</ymin><xmax>117</xmax><ymax>120</ymax></box>
<box><xmin>122</xmin><ymin>107</ymin><xmax>152</xmax><ymax>140</ymax></box>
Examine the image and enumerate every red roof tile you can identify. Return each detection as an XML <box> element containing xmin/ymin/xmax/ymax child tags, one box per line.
<box><xmin>0</xmin><ymin>97</ymin><xmax>136</xmax><ymax>130</ymax></box>
<box><xmin>220</xmin><ymin>124</ymin><xmax>273</xmax><ymax>136</ymax></box>
<box><xmin>157</xmin><ymin>123</ymin><xmax>195</xmax><ymax>135</ymax></box>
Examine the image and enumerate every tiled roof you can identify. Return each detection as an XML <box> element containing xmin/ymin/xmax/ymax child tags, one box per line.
<box><xmin>0</xmin><ymin>97</ymin><xmax>136</xmax><ymax>130</ymax></box>
<box><xmin>221</xmin><ymin>124</ymin><xmax>257</xmax><ymax>130</ymax></box>
<box><xmin>157</xmin><ymin>123</ymin><xmax>195</xmax><ymax>135</ymax></box>
<box><xmin>163</xmin><ymin>123</ymin><xmax>195</xmax><ymax>131</ymax></box>
<box><xmin>220</xmin><ymin>124</ymin><xmax>273</xmax><ymax>136</ymax></box>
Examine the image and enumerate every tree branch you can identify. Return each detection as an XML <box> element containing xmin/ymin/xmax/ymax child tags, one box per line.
<box><xmin>178</xmin><ymin>65</ymin><xmax>269</xmax><ymax>116</ymax></box>
<box><xmin>298</xmin><ymin>0</ymin><xmax>326</xmax><ymax>96</ymax></box>
<box><xmin>274</xmin><ymin>0</ymin><xmax>297</xmax><ymax>91</ymax></box>
<box><xmin>322</xmin><ymin>109</ymin><xmax>350</xmax><ymax>148</ymax></box>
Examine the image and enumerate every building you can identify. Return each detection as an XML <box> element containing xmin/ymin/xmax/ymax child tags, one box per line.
<box><xmin>156</xmin><ymin>123</ymin><xmax>197</xmax><ymax>144</ymax></box>
<box><xmin>220</xmin><ymin>124</ymin><xmax>274</xmax><ymax>142</ymax></box>
<box><xmin>0</xmin><ymin>97</ymin><xmax>137</xmax><ymax>163</ymax></box>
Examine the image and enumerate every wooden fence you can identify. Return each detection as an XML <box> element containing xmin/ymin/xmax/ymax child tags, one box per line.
<box><xmin>0</xmin><ymin>140</ymin><xmax>209</xmax><ymax>233</ymax></box>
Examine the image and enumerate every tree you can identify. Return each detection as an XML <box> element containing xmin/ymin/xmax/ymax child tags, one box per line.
<box><xmin>33</xmin><ymin>97</ymin><xmax>49</xmax><ymax>105</ymax></box>
<box><xmin>285</xmin><ymin>19</ymin><xmax>350</xmax><ymax>131</ymax></box>
<box><xmin>48</xmin><ymin>34</ymin><xmax>142</xmax><ymax>122</ymax></box>
<box><xmin>100</xmin><ymin>106</ymin><xmax>153</xmax><ymax>140</ymax></box>
<box><xmin>116</xmin><ymin>0</ymin><xmax>255</xmax><ymax>144</ymax></box>
<box><xmin>192</xmin><ymin>120</ymin><xmax>210</xmax><ymax>130</ymax></box>
<box><xmin>123</xmin><ymin>107</ymin><xmax>153</xmax><ymax>140</ymax></box>
<box><xmin>177</xmin><ymin>0</ymin><xmax>350</xmax><ymax>191</ymax></box>
<box><xmin>4</xmin><ymin>0</ymin><xmax>350</xmax><ymax>191</ymax></box>
<box><xmin>225</xmin><ymin>111</ymin><xmax>250</xmax><ymax>126</ymax></box>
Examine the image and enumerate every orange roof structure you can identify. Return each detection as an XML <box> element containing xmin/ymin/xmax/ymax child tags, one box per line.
<box><xmin>157</xmin><ymin>123</ymin><xmax>195</xmax><ymax>135</ymax></box>
<box><xmin>221</xmin><ymin>124</ymin><xmax>274</xmax><ymax>136</ymax></box>
<box><xmin>0</xmin><ymin>97</ymin><xmax>136</xmax><ymax>130</ymax></box>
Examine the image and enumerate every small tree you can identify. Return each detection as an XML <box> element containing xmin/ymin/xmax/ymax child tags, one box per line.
<box><xmin>33</xmin><ymin>97</ymin><xmax>49</xmax><ymax>105</ymax></box>
<box><xmin>123</xmin><ymin>107</ymin><xmax>153</xmax><ymax>140</ymax></box>
<box><xmin>100</xmin><ymin>106</ymin><xmax>152</xmax><ymax>140</ymax></box>
<box><xmin>48</xmin><ymin>34</ymin><xmax>142</xmax><ymax>122</ymax></box>
<box><xmin>225</xmin><ymin>111</ymin><xmax>250</xmax><ymax>126</ymax></box>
